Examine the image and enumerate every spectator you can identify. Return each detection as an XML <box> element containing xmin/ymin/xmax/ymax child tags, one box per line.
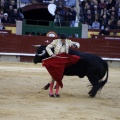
<box><xmin>109</xmin><ymin>15</ymin><xmax>117</xmax><ymax>29</ymax></box>
<box><xmin>107</xmin><ymin>19</ymin><xmax>113</xmax><ymax>29</ymax></box>
<box><xmin>80</xmin><ymin>0</ymin><xmax>88</xmax><ymax>10</ymax></box>
<box><xmin>11</xmin><ymin>8</ymin><xmax>21</xmax><ymax>24</ymax></box>
<box><xmin>108</xmin><ymin>6</ymin><xmax>117</xmax><ymax>18</ymax></box>
<box><xmin>89</xmin><ymin>0</ymin><xmax>96</xmax><ymax>10</ymax></box>
<box><xmin>85</xmin><ymin>21</ymin><xmax>92</xmax><ymax>29</ymax></box>
<box><xmin>7</xmin><ymin>5</ymin><xmax>14</xmax><ymax>21</ymax></box>
<box><xmin>79</xmin><ymin>1</ymin><xmax>84</xmax><ymax>19</ymax></box>
<box><xmin>84</xmin><ymin>2</ymin><xmax>91</xmax><ymax>14</ymax></box>
<box><xmin>99</xmin><ymin>26</ymin><xmax>110</xmax><ymax>35</ymax></box>
<box><xmin>0</xmin><ymin>22</ymin><xmax>5</xmax><ymax>30</ymax></box>
<box><xmin>106</xmin><ymin>0</ymin><xmax>116</xmax><ymax>10</ymax></box>
<box><xmin>115</xmin><ymin>0</ymin><xmax>120</xmax><ymax>8</ymax></box>
<box><xmin>115</xmin><ymin>0</ymin><xmax>120</xmax><ymax>5</ymax></box>
<box><xmin>111</xmin><ymin>11</ymin><xmax>117</xmax><ymax>18</ymax></box>
<box><xmin>92</xmin><ymin>19</ymin><xmax>100</xmax><ymax>29</ymax></box>
<box><xmin>0</xmin><ymin>0</ymin><xmax>9</xmax><ymax>13</ymax></box>
<box><xmin>66</xmin><ymin>6</ymin><xmax>77</xmax><ymax>27</ymax></box>
<box><xmin>94</xmin><ymin>14</ymin><xmax>100</xmax><ymax>22</ymax></box>
<box><xmin>115</xmin><ymin>19</ymin><xmax>120</xmax><ymax>29</ymax></box>
<box><xmin>0</xmin><ymin>10</ymin><xmax>4</xmax><ymax>23</ymax></box>
<box><xmin>0</xmin><ymin>10</ymin><xmax>4</xmax><ymax>17</ymax></box>
<box><xmin>79</xmin><ymin>14</ymin><xmax>84</xmax><ymax>23</ymax></box>
<box><xmin>65</xmin><ymin>8</ymin><xmax>72</xmax><ymax>26</ymax></box>
<box><xmin>10</xmin><ymin>0</ymin><xmax>17</xmax><ymax>9</ymax></box>
<box><xmin>99</xmin><ymin>0</ymin><xmax>106</xmax><ymax>10</ymax></box>
<box><xmin>84</xmin><ymin>13</ymin><xmax>94</xmax><ymax>27</ymax></box>
<box><xmin>19</xmin><ymin>12</ymin><xmax>24</xmax><ymax>21</ymax></box>
<box><xmin>84</xmin><ymin>9</ymin><xmax>93</xmax><ymax>20</ymax></box>
<box><xmin>91</xmin><ymin>5</ymin><xmax>100</xmax><ymax>17</ymax></box>
<box><xmin>100</xmin><ymin>21</ymin><xmax>106</xmax><ymax>30</ymax></box>
<box><xmin>1</xmin><ymin>13</ymin><xmax>10</xmax><ymax>23</ymax></box>
<box><xmin>18</xmin><ymin>8</ymin><xmax>24</xmax><ymax>21</ymax></box>
<box><xmin>99</xmin><ymin>14</ymin><xmax>109</xmax><ymax>29</ymax></box>
<box><xmin>114</xmin><ymin>19</ymin><xmax>120</xmax><ymax>35</ymax></box>
<box><xmin>54</xmin><ymin>5</ymin><xmax>66</xmax><ymax>26</ymax></box>
<box><xmin>115</xmin><ymin>3</ymin><xmax>120</xmax><ymax>19</ymax></box>
<box><xmin>100</xmin><ymin>8</ymin><xmax>110</xmax><ymax>18</ymax></box>
<box><xmin>93</xmin><ymin>0</ymin><xmax>99</xmax><ymax>6</ymax></box>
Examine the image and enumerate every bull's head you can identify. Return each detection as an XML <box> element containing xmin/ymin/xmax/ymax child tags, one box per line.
<box><xmin>33</xmin><ymin>45</ymin><xmax>48</xmax><ymax>64</ymax></box>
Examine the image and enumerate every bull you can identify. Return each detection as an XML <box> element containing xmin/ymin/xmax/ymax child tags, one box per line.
<box><xmin>33</xmin><ymin>45</ymin><xmax>108</xmax><ymax>97</ymax></box>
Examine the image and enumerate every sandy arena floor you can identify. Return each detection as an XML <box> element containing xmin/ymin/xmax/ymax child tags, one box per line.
<box><xmin>0</xmin><ymin>62</ymin><xmax>120</xmax><ymax>120</ymax></box>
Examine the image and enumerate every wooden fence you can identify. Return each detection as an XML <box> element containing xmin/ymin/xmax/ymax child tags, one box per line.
<box><xmin>0</xmin><ymin>34</ymin><xmax>120</xmax><ymax>62</ymax></box>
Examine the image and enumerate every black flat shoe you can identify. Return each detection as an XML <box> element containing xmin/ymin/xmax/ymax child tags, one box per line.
<box><xmin>49</xmin><ymin>94</ymin><xmax>54</xmax><ymax>97</ymax></box>
<box><xmin>55</xmin><ymin>94</ymin><xmax>60</xmax><ymax>97</ymax></box>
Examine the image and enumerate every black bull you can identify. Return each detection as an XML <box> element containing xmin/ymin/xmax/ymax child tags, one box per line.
<box><xmin>33</xmin><ymin>45</ymin><xmax>108</xmax><ymax>97</ymax></box>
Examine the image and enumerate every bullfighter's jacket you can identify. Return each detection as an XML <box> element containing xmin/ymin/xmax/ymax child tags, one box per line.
<box><xmin>46</xmin><ymin>39</ymin><xmax>80</xmax><ymax>56</ymax></box>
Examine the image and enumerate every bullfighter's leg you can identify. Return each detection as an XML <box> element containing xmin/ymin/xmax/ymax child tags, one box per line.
<box><xmin>55</xmin><ymin>82</ymin><xmax>60</xmax><ymax>97</ymax></box>
<box><xmin>49</xmin><ymin>79</ymin><xmax>55</xmax><ymax>97</ymax></box>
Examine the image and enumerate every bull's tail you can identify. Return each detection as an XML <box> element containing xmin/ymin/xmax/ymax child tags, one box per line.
<box><xmin>89</xmin><ymin>61</ymin><xmax>108</xmax><ymax>97</ymax></box>
<box><xmin>98</xmin><ymin>60</ymin><xmax>108</xmax><ymax>89</ymax></box>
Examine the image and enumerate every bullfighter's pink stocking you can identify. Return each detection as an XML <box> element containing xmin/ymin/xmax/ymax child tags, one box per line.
<box><xmin>55</xmin><ymin>82</ymin><xmax>59</xmax><ymax>95</ymax></box>
<box><xmin>49</xmin><ymin>82</ymin><xmax>54</xmax><ymax>95</ymax></box>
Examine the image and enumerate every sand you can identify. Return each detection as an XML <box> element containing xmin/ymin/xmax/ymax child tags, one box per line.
<box><xmin>0</xmin><ymin>62</ymin><xmax>120</xmax><ymax>120</ymax></box>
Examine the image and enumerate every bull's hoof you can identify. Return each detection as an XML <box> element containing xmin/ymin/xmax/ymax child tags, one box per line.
<box><xmin>89</xmin><ymin>93</ymin><xmax>96</xmax><ymax>98</ymax></box>
<box><xmin>49</xmin><ymin>94</ymin><xmax>54</xmax><ymax>97</ymax></box>
<box><xmin>88</xmin><ymin>86</ymin><xmax>98</xmax><ymax>97</ymax></box>
<box><xmin>88</xmin><ymin>90</ymin><xmax>97</xmax><ymax>97</ymax></box>
<box><xmin>55</xmin><ymin>94</ymin><xmax>60</xmax><ymax>98</ymax></box>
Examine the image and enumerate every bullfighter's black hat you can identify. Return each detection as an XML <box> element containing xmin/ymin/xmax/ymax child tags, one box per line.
<box><xmin>60</xmin><ymin>33</ymin><xmax>67</xmax><ymax>39</ymax></box>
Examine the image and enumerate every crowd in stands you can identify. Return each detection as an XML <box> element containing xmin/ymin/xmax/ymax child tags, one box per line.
<box><xmin>79</xmin><ymin>0</ymin><xmax>120</xmax><ymax>30</ymax></box>
<box><xmin>54</xmin><ymin>2</ymin><xmax>77</xmax><ymax>27</ymax></box>
<box><xmin>0</xmin><ymin>0</ymin><xmax>24</xmax><ymax>26</ymax></box>
<box><xmin>0</xmin><ymin>22</ymin><xmax>5</xmax><ymax>30</ymax></box>
<box><xmin>0</xmin><ymin>0</ymin><xmax>120</xmax><ymax>32</ymax></box>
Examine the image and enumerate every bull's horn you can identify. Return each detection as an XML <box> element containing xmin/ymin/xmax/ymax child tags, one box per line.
<box><xmin>37</xmin><ymin>50</ymin><xmax>46</xmax><ymax>56</ymax></box>
<box><xmin>32</xmin><ymin>45</ymin><xmax>41</xmax><ymax>47</ymax></box>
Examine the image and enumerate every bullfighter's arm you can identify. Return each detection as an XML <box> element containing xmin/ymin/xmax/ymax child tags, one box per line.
<box><xmin>46</xmin><ymin>40</ymin><xmax>56</xmax><ymax>56</ymax></box>
<box><xmin>67</xmin><ymin>39</ymin><xmax>80</xmax><ymax>48</ymax></box>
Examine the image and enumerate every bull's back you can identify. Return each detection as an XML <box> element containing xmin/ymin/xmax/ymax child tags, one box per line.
<box><xmin>69</xmin><ymin>49</ymin><xmax>103</xmax><ymax>66</ymax></box>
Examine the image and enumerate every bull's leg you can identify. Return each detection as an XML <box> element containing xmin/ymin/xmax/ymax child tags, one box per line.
<box><xmin>87</xmin><ymin>73</ymin><xmax>100</xmax><ymax>97</ymax></box>
<box><xmin>88</xmin><ymin>85</ymin><xmax>100</xmax><ymax>97</ymax></box>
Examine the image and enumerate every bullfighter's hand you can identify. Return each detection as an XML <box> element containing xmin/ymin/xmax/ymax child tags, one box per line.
<box><xmin>51</xmin><ymin>54</ymin><xmax>56</xmax><ymax>57</ymax></box>
<box><xmin>71</xmin><ymin>45</ymin><xmax>77</xmax><ymax>48</ymax></box>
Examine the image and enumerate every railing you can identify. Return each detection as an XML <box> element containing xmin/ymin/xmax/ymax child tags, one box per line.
<box><xmin>22</xmin><ymin>19</ymin><xmax>82</xmax><ymax>37</ymax></box>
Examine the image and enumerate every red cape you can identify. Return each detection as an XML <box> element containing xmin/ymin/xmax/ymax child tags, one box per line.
<box><xmin>42</xmin><ymin>53</ymin><xmax>80</xmax><ymax>88</ymax></box>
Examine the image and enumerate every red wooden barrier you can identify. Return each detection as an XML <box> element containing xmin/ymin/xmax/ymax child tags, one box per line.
<box><xmin>0</xmin><ymin>34</ymin><xmax>120</xmax><ymax>62</ymax></box>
